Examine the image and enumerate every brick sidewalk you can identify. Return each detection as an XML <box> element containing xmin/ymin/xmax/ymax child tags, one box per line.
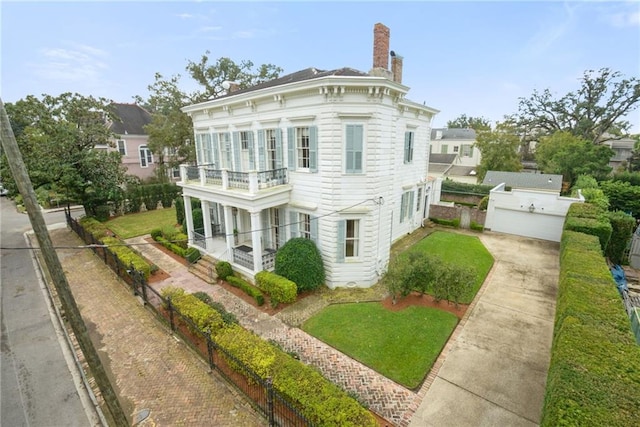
<box><xmin>48</xmin><ymin>228</ymin><xmax>266</xmax><ymax>427</ymax></box>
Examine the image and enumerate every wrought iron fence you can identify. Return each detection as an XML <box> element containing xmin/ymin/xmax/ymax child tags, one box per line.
<box><xmin>65</xmin><ymin>211</ymin><xmax>311</xmax><ymax>426</ymax></box>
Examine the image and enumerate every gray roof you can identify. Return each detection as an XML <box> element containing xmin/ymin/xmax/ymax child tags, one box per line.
<box><xmin>482</xmin><ymin>171</ymin><xmax>563</xmax><ymax>192</ymax></box>
<box><xmin>449</xmin><ymin>165</ymin><xmax>477</xmax><ymax>176</ymax></box>
<box><xmin>109</xmin><ymin>103</ymin><xmax>152</xmax><ymax>135</ymax></box>
<box><xmin>217</xmin><ymin>67</ymin><xmax>370</xmax><ymax>99</ymax></box>
<box><xmin>431</xmin><ymin>128</ymin><xmax>477</xmax><ymax>140</ymax></box>
<box><xmin>429</xmin><ymin>153</ymin><xmax>457</xmax><ymax>164</ymax></box>
<box><xmin>428</xmin><ymin>164</ymin><xmax>451</xmax><ymax>173</ymax></box>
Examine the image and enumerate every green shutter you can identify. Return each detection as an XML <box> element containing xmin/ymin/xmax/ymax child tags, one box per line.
<box><xmin>225</xmin><ymin>132</ymin><xmax>232</xmax><ymax>167</ymax></box>
<box><xmin>346</xmin><ymin>125</ymin><xmax>355</xmax><ymax>173</ymax></box>
<box><xmin>309</xmin><ymin>126</ymin><xmax>318</xmax><ymax>172</ymax></box>
<box><xmin>289</xmin><ymin>211</ymin><xmax>298</xmax><ymax>238</ymax></box>
<box><xmin>409</xmin><ymin>191</ymin><xmax>415</xmax><ymax>220</ymax></box>
<box><xmin>248</xmin><ymin>132</ymin><xmax>255</xmax><ymax>170</ymax></box>
<box><xmin>355</xmin><ymin>125</ymin><xmax>363</xmax><ymax>172</ymax></box>
<box><xmin>277</xmin><ymin>208</ymin><xmax>286</xmax><ymax>247</ymax></box>
<box><xmin>257</xmin><ymin>130</ymin><xmax>266</xmax><ymax>171</ymax></box>
<box><xmin>337</xmin><ymin>220</ymin><xmax>345</xmax><ymax>262</ymax></box>
<box><xmin>276</xmin><ymin>129</ymin><xmax>283</xmax><ymax>169</ymax></box>
<box><xmin>287</xmin><ymin>127</ymin><xmax>295</xmax><ymax>170</ymax></box>
<box><xmin>400</xmin><ymin>193</ymin><xmax>406</xmax><ymax>223</ymax></box>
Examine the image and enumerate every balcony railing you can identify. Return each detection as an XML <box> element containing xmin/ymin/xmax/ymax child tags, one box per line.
<box><xmin>193</xmin><ymin>228</ymin><xmax>206</xmax><ymax>249</ymax></box>
<box><xmin>180</xmin><ymin>165</ymin><xmax>288</xmax><ymax>195</ymax></box>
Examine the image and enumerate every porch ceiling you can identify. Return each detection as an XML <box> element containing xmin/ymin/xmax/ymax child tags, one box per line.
<box><xmin>179</xmin><ymin>182</ymin><xmax>292</xmax><ymax>211</ymax></box>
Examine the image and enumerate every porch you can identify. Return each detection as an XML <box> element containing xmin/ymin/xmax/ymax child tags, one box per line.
<box><xmin>181</xmin><ymin>164</ymin><xmax>288</xmax><ymax>195</ymax></box>
<box><xmin>191</xmin><ymin>231</ymin><xmax>278</xmax><ymax>272</ymax></box>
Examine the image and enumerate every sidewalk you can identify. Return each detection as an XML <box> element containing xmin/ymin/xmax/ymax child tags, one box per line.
<box><xmin>46</xmin><ymin>227</ymin><xmax>267</xmax><ymax>426</ymax></box>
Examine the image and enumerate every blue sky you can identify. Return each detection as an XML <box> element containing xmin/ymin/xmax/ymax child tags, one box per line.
<box><xmin>2</xmin><ymin>1</ymin><xmax>639</xmax><ymax>132</ymax></box>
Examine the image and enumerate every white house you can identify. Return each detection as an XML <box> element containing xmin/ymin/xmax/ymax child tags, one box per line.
<box><xmin>428</xmin><ymin>128</ymin><xmax>479</xmax><ymax>183</ymax></box>
<box><xmin>178</xmin><ymin>23</ymin><xmax>439</xmax><ymax>288</ymax></box>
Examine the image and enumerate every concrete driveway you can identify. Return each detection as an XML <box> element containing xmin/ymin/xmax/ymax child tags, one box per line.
<box><xmin>409</xmin><ymin>232</ymin><xmax>559</xmax><ymax>427</ymax></box>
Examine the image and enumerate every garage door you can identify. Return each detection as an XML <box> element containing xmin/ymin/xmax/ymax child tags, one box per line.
<box><xmin>490</xmin><ymin>208</ymin><xmax>564</xmax><ymax>242</ymax></box>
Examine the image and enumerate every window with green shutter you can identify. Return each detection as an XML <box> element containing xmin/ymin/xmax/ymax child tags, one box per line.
<box><xmin>345</xmin><ymin>124</ymin><xmax>363</xmax><ymax>173</ymax></box>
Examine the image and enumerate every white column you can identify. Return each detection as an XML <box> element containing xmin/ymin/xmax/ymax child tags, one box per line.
<box><xmin>248</xmin><ymin>171</ymin><xmax>259</xmax><ymax>195</ymax></box>
<box><xmin>250</xmin><ymin>210</ymin><xmax>263</xmax><ymax>273</ymax></box>
<box><xmin>201</xmin><ymin>200</ymin><xmax>212</xmax><ymax>252</ymax></box>
<box><xmin>183</xmin><ymin>195</ymin><xmax>194</xmax><ymax>245</ymax></box>
<box><xmin>223</xmin><ymin>205</ymin><xmax>235</xmax><ymax>252</ymax></box>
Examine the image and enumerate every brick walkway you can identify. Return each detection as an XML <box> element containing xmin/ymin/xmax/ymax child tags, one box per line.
<box><xmin>48</xmin><ymin>228</ymin><xmax>266</xmax><ymax>427</ymax></box>
<box><xmin>126</xmin><ymin>238</ymin><xmax>419</xmax><ymax>426</ymax></box>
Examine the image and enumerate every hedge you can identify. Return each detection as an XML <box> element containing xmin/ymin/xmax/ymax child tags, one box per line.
<box><xmin>541</xmin><ymin>230</ymin><xmax>640</xmax><ymax>426</ymax></box>
<box><xmin>79</xmin><ymin>217</ymin><xmax>111</xmax><ymax>239</ymax></box>
<box><xmin>101</xmin><ymin>236</ymin><xmax>151</xmax><ymax>279</ymax></box>
<box><xmin>216</xmin><ymin>324</ymin><xmax>377</xmax><ymax>426</ymax></box>
<box><xmin>161</xmin><ymin>287</ymin><xmax>224</xmax><ymax>333</ymax></box>
<box><xmin>563</xmin><ymin>202</ymin><xmax>612</xmax><ymax>251</ymax></box>
<box><xmin>215</xmin><ymin>261</ymin><xmax>233</xmax><ymax>280</ymax></box>
<box><xmin>255</xmin><ymin>271</ymin><xmax>297</xmax><ymax>307</ymax></box>
<box><xmin>441</xmin><ymin>180</ymin><xmax>494</xmax><ymax>196</ymax></box>
<box><xmin>605</xmin><ymin>211</ymin><xmax>636</xmax><ymax>265</ymax></box>
<box><xmin>151</xmin><ymin>230</ymin><xmax>201</xmax><ymax>264</ymax></box>
<box><xmin>226</xmin><ymin>276</ymin><xmax>265</xmax><ymax>306</ymax></box>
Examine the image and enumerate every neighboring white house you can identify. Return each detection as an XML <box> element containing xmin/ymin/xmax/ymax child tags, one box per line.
<box><xmin>482</xmin><ymin>171</ymin><xmax>582</xmax><ymax>242</ymax></box>
<box><xmin>178</xmin><ymin>23</ymin><xmax>439</xmax><ymax>288</ymax></box>
<box><xmin>100</xmin><ymin>103</ymin><xmax>157</xmax><ymax>181</ymax></box>
<box><xmin>428</xmin><ymin>128</ymin><xmax>479</xmax><ymax>183</ymax></box>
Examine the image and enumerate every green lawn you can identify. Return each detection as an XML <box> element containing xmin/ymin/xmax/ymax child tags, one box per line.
<box><xmin>105</xmin><ymin>207</ymin><xmax>177</xmax><ymax>239</ymax></box>
<box><xmin>408</xmin><ymin>231</ymin><xmax>494</xmax><ymax>304</ymax></box>
<box><xmin>302</xmin><ymin>302</ymin><xmax>458</xmax><ymax>389</ymax></box>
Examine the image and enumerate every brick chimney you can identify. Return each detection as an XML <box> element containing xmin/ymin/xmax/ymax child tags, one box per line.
<box><xmin>391</xmin><ymin>51</ymin><xmax>403</xmax><ymax>84</ymax></box>
<box><xmin>372</xmin><ymin>23</ymin><xmax>390</xmax><ymax>70</ymax></box>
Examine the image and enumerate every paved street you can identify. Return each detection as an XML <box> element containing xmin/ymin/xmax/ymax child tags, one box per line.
<box><xmin>0</xmin><ymin>198</ymin><xmax>100</xmax><ymax>426</ymax></box>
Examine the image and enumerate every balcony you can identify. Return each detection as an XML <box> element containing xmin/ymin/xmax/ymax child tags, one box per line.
<box><xmin>180</xmin><ymin>165</ymin><xmax>288</xmax><ymax>195</ymax></box>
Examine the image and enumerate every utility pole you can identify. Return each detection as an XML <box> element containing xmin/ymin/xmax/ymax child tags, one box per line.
<box><xmin>0</xmin><ymin>99</ymin><xmax>129</xmax><ymax>426</ymax></box>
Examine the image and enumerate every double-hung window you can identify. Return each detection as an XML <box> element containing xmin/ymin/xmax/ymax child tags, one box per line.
<box><xmin>299</xmin><ymin>213</ymin><xmax>311</xmax><ymax>239</ymax></box>
<box><xmin>219</xmin><ymin>132</ymin><xmax>231</xmax><ymax>169</ymax></box>
<box><xmin>139</xmin><ymin>145</ymin><xmax>153</xmax><ymax>167</ymax></box>
<box><xmin>297</xmin><ymin>127</ymin><xmax>310</xmax><ymax>169</ymax></box>
<box><xmin>404</xmin><ymin>131</ymin><xmax>414</xmax><ymax>164</ymax></box>
<box><xmin>266</xmin><ymin>129</ymin><xmax>277</xmax><ymax>170</ymax></box>
<box><xmin>287</xmin><ymin>126</ymin><xmax>317</xmax><ymax>172</ymax></box>
<box><xmin>345</xmin><ymin>124</ymin><xmax>363</xmax><ymax>173</ymax></box>
<box><xmin>400</xmin><ymin>190</ymin><xmax>414</xmax><ymax>223</ymax></box>
<box><xmin>461</xmin><ymin>144</ymin><xmax>473</xmax><ymax>157</ymax></box>
<box><xmin>416</xmin><ymin>188</ymin><xmax>422</xmax><ymax>212</ymax></box>
<box><xmin>337</xmin><ymin>218</ymin><xmax>360</xmax><ymax>261</ymax></box>
<box><xmin>116</xmin><ymin>140</ymin><xmax>126</xmax><ymax>156</ymax></box>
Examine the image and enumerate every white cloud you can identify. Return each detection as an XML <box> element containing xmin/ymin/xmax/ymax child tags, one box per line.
<box><xmin>520</xmin><ymin>2</ymin><xmax>578</xmax><ymax>59</ymax></box>
<box><xmin>30</xmin><ymin>43</ymin><xmax>109</xmax><ymax>83</ymax></box>
<box><xmin>198</xmin><ymin>25</ymin><xmax>222</xmax><ymax>33</ymax></box>
<box><xmin>606</xmin><ymin>10</ymin><xmax>640</xmax><ymax>28</ymax></box>
<box><xmin>177</xmin><ymin>13</ymin><xmax>194</xmax><ymax>19</ymax></box>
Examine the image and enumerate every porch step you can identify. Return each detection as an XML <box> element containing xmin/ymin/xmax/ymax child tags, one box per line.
<box><xmin>188</xmin><ymin>255</ymin><xmax>218</xmax><ymax>284</ymax></box>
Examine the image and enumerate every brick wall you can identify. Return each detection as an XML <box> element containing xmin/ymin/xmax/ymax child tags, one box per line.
<box><xmin>440</xmin><ymin>192</ymin><xmax>485</xmax><ymax>205</ymax></box>
<box><xmin>429</xmin><ymin>204</ymin><xmax>486</xmax><ymax>225</ymax></box>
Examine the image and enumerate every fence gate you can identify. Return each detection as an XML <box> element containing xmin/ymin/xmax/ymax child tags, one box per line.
<box><xmin>460</xmin><ymin>207</ymin><xmax>471</xmax><ymax>229</ymax></box>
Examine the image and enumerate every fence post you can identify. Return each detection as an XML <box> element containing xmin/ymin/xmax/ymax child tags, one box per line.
<box><xmin>206</xmin><ymin>333</ymin><xmax>215</xmax><ymax>370</ymax></box>
<box><xmin>140</xmin><ymin>273</ymin><xmax>148</xmax><ymax>305</ymax></box>
<box><xmin>129</xmin><ymin>263</ymin><xmax>138</xmax><ymax>296</ymax></box>
<box><xmin>167</xmin><ymin>296</ymin><xmax>175</xmax><ymax>332</ymax></box>
<box><xmin>266</xmin><ymin>377</ymin><xmax>275</xmax><ymax>427</ymax></box>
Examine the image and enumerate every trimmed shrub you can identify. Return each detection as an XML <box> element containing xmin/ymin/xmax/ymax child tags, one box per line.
<box><xmin>150</xmin><ymin>228</ymin><xmax>163</xmax><ymax>240</ymax></box>
<box><xmin>470</xmin><ymin>221</ymin><xmax>484</xmax><ymax>232</ymax></box>
<box><xmin>161</xmin><ymin>183</ymin><xmax>179</xmax><ymax>208</ymax></box>
<box><xmin>79</xmin><ymin>217</ymin><xmax>110</xmax><ymax>239</ymax></box>
<box><xmin>215</xmin><ymin>325</ymin><xmax>377</xmax><ymax>426</ymax></box>
<box><xmin>226</xmin><ymin>276</ymin><xmax>264</xmax><ymax>306</ymax></box>
<box><xmin>275</xmin><ymin>238</ymin><xmax>325</xmax><ymax>293</ymax></box>
<box><xmin>174</xmin><ymin>232</ymin><xmax>188</xmax><ymax>249</ymax></box>
<box><xmin>564</xmin><ymin>202</ymin><xmax>612</xmax><ymax>251</ymax></box>
<box><xmin>215</xmin><ymin>261</ymin><xmax>233</xmax><ymax>280</ymax></box>
<box><xmin>101</xmin><ymin>236</ymin><xmax>151</xmax><ymax>279</ymax></box>
<box><xmin>160</xmin><ymin>287</ymin><xmax>224</xmax><ymax>334</ymax></box>
<box><xmin>542</xmin><ymin>230</ymin><xmax>640</xmax><ymax>426</ymax></box>
<box><xmin>255</xmin><ymin>271</ymin><xmax>297</xmax><ymax>307</ymax></box>
<box><xmin>478</xmin><ymin>196</ymin><xmax>489</xmax><ymax>211</ymax></box>
<box><xmin>126</xmin><ymin>186</ymin><xmax>143</xmax><ymax>213</ymax></box>
<box><xmin>605</xmin><ymin>211</ymin><xmax>636</xmax><ymax>264</ymax></box>
<box><xmin>175</xmin><ymin>196</ymin><xmax>185</xmax><ymax>225</ymax></box>
<box><xmin>441</xmin><ymin>180</ymin><xmax>494</xmax><ymax>196</ymax></box>
<box><xmin>192</xmin><ymin>291</ymin><xmax>213</xmax><ymax>305</ymax></box>
<box><xmin>185</xmin><ymin>247</ymin><xmax>201</xmax><ymax>263</ymax></box>
<box><xmin>191</xmin><ymin>292</ymin><xmax>237</xmax><ymax>325</ymax></box>
<box><xmin>429</xmin><ymin>217</ymin><xmax>460</xmax><ymax>228</ymax></box>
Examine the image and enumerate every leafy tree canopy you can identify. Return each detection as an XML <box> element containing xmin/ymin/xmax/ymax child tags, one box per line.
<box><xmin>446</xmin><ymin>114</ymin><xmax>491</xmax><ymax>132</ymax></box>
<box><xmin>516</xmin><ymin>68</ymin><xmax>640</xmax><ymax>145</ymax></box>
<box><xmin>2</xmin><ymin>93</ymin><xmax>127</xmax><ymax>211</ymax></box>
<box><xmin>535</xmin><ymin>131</ymin><xmax>613</xmax><ymax>186</ymax></box>
<box><xmin>473</xmin><ymin>122</ymin><xmax>522</xmax><ymax>181</ymax></box>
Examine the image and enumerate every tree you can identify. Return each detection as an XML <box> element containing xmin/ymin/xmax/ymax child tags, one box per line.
<box><xmin>134</xmin><ymin>73</ymin><xmax>195</xmax><ymax>181</ymax></box>
<box><xmin>275</xmin><ymin>238</ymin><xmax>325</xmax><ymax>292</ymax></box>
<box><xmin>516</xmin><ymin>68</ymin><xmax>640</xmax><ymax>145</ymax></box>
<box><xmin>473</xmin><ymin>122</ymin><xmax>522</xmax><ymax>181</ymax></box>
<box><xmin>535</xmin><ymin>131</ymin><xmax>613</xmax><ymax>187</ymax></box>
<box><xmin>447</xmin><ymin>114</ymin><xmax>491</xmax><ymax>132</ymax></box>
<box><xmin>2</xmin><ymin>93</ymin><xmax>127</xmax><ymax>213</ymax></box>
<box><xmin>628</xmin><ymin>135</ymin><xmax>640</xmax><ymax>172</ymax></box>
<box><xmin>186</xmin><ymin>53</ymin><xmax>283</xmax><ymax>101</ymax></box>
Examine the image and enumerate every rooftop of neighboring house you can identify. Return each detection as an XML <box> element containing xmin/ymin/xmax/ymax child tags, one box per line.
<box><xmin>429</xmin><ymin>153</ymin><xmax>458</xmax><ymax>164</ymax></box>
<box><xmin>431</xmin><ymin>128</ymin><xmax>477</xmax><ymax>141</ymax></box>
<box><xmin>483</xmin><ymin>171</ymin><xmax>563</xmax><ymax>192</ymax></box>
<box><xmin>109</xmin><ymin>103</ymin><xmax>152</xmax><ymax>135</ymax></box>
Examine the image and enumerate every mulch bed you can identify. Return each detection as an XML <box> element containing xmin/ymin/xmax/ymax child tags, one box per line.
<box><xmin>380</xmin><ymin>291</ymin><xmax>468</xmax><ymax>319</ymax></box>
